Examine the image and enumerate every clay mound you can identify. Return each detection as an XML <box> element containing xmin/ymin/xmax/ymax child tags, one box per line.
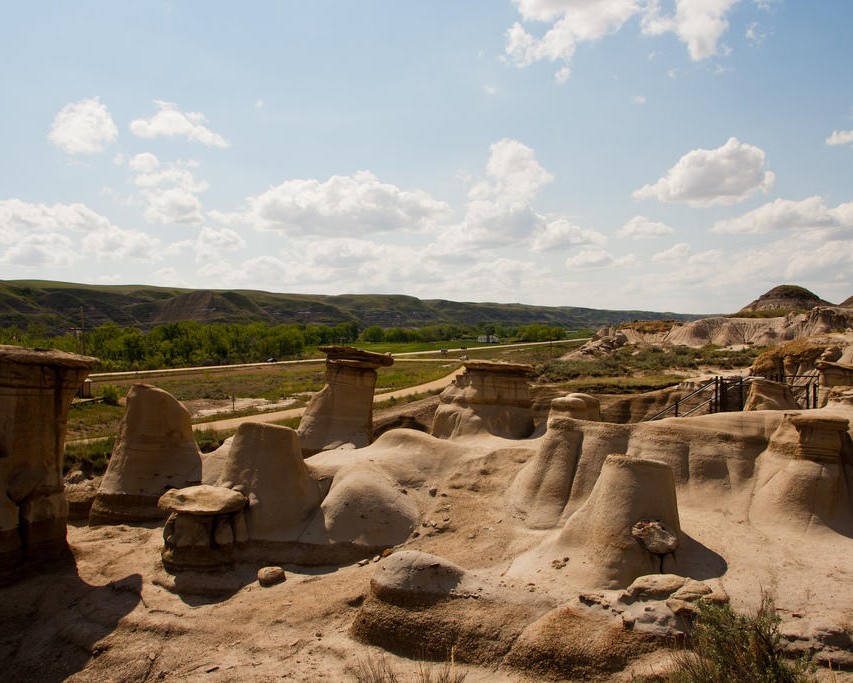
<box><xmin>504</xmin><ymin>603</ymin><xmax>658</xmax><ymax>680</ymax></box>
<box><xmin>351</xmin><ymin>550</ymin><xmax>543</xmax><ymax>666</ymax></box>
<box><xmin>90</xmin><ymin>384</ymin><xmax>201</xmax><ymax>525</ymax></box>
<box><xmin>841</xmin><ymin>295</ymin><xmax>853</xmax><ymax>308</ymax></box>
<box><xmin>738</xmin><ymin>284</ymin><xmax>833</xmax><ymax>313</ymax></box>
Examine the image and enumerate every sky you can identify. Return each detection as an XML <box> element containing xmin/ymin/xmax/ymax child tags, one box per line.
<box><xmin>1</xmin><ymin>1</ymin><xmax>852</xmax><ymax>315</ymax></box>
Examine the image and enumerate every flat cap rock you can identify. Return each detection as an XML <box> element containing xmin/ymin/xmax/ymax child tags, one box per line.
<box><xmin>158</xmin><ymin>485</ymin><xmax>247</xmax><ymax>515</ymax></box>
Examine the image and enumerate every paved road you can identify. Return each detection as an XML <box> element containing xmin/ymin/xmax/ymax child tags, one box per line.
<box><xmin>191</xmin><ymin>367</ymin><xmax>464</xmax><ymax>433</ymax></box>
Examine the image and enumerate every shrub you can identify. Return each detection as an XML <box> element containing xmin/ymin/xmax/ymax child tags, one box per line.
<box><xmin>667</xmin><ymin>594</ymin><xmax>814</xmax><ymax>682</ymax></box>
<box><xmin>100</xmin><ymin>384</ymin><xmax>121</xmax><ymax>406</ymax></box>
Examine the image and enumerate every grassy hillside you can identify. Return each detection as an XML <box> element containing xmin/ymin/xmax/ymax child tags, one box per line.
<box><xmin>0</xmin><ymin>279</ymin><xmax>704</xmax><ymax>334</ymax></box>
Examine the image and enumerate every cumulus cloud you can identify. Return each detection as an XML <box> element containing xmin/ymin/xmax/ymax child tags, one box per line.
<box><xmin>82</xmin><ymin>225</ymin><xmax>161</xmax><ymax>261</ymax></box>
<box><xmin>641</xmin><ymin>0</ymin><xmax>739</xmax><ymax>61</ymax></box>
<box><xmin>505</xmin><ymin>0</ymin><xmax>743</xmax><ymax>81</ymax></box>
<box><xmin>446</xmin><ymin>138</ymin><xmax>558</xmax><ymax>250</ymax></box>
<box><xmin>130</xmin><ymin>100</ymin><xmax>230</xmax><ymax>148</ymax></box>
<box><xmin>505</xmin><ymin>0</ymin><xmax>641</xmax><ymax>82</ymax></box>
<box><xmin>128</xmin><ymin>152</ymin><xmax>160</xmax><ymax>173</ymax></box>
<box><xmin>652</xmin><ymin>242</ymin><xmax>692</xmax><ymax>261</ymax></box>
<box><xmin>826</xmin><ymin>130</ymin><xmax>853</xmax><ymax>149</ymax></box>
<box><xmin>531</xmin><ymin>218</ymin><xmax>607</xmax><ymax>252</ymax></box>
<box><xmin>565</xmin><ymin>248</ymin><xmax>636</xmax><ymax>270</ymax></box>
<box><xmin>470</xmin><ymin>138</ymin><xmax>554</xmax><ymax>206</ymax></box>
<box><xmin>618</xmin><ymin>215</ymin><xmax>674</xmax><ymax>239</ymax></box>
<box><xmin>633</xmin><ymin>137</ymin><xmax>775</xmax><ymax>207</ymax></box>
<box><xmin>216</xmin><ymin>170</ymin><xmax>451</xmax><ymax>236</ymax></box>
<box><xmin>710</xmin><ymin>196</ymin><xmax>853</xmax><ymax>234</ymax></box>
<box><xmin>128</xmin><ymin>154</ymin><xmax>208</xmax><ymax>225</ymax></box>
<box><xmin>0</xmin><ymin>198</ymin><xmax>160</xmax><ymax>266</ymax></box>
<box><xmin>48</xmin><ymin>97</ymin><xmax>118</xmax><ymax>154</ymax></box>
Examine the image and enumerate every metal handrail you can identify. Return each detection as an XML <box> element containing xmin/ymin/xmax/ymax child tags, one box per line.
<box><xmin>644</xmin><ymin>377</ymin><xmax>718</xmax><ymax>421</ymax></box>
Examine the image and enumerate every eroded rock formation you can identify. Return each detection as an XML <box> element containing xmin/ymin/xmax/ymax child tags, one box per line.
<box><xmin>297</xmin><ymin>346</ymin><xmax>393</xmax><ymax>456</ymax></box>
<box><xmin>89</xmin><ymin>383</ymin><xmax>202</xmax><ymax>525</ymax></box>
<box><xmin>0</xmin><ymin>345</ymin><xmax>97</xmax><ymax>582</ymax></box>
<box><xmin>431</xmin><ymin>360</ymin><xmax>535</xmax><ymax>439</ymax></box>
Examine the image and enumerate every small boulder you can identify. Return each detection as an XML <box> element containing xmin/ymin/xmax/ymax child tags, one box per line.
<box><xmin>258</xmin><ymin>566</ymin><xmax>286</xmax><ymax>587</ymax></box>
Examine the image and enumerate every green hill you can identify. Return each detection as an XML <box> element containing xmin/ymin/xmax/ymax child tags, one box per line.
<box><xmin>0</xmin><ymin>279</ymin><xmax>704</xmax><ymax>335</ymax></box>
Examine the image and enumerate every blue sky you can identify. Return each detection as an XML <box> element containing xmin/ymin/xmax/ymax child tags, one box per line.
<box><xmin>1</xmin><ymin>1</ymin><xmax>851</xmax><ymax>314</ymax></box>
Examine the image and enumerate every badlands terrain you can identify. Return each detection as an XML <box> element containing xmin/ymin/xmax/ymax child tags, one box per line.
<box><xmin>1</xmin><ymin>287</ymin><xmax>853</xmax><ymax>682</ymax></box>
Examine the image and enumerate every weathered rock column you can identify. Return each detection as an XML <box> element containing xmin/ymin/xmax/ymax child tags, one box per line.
<box><xmin>430</xmin><ymin>360</ymin><xmax>535</xmax><ymax>439</ymax></box>
<box><xmin>0</xmin><ymin>345</ymin><xmax>98</xmax><ymax>580</ymax></box>
<box><xmin>297</xmin><ymin>346</ymin><xmax>393</xmax><ymax>456</ymax></box>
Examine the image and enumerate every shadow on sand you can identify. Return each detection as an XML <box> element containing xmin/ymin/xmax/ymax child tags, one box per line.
<box><xmin>0</xmin><ymin>550</ymin><xmax>142</xmax><ymax>682</ymax></box>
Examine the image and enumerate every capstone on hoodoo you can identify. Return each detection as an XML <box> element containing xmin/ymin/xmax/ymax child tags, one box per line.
<box><xmin>297</xmin><ymin>346</ymin><xmax>394</xmax><ymax>456</ymax></box>
<box><xmin>431</xmin><ymin>360</ymin><xmax>535</xmax><ymax>439</ymax></box>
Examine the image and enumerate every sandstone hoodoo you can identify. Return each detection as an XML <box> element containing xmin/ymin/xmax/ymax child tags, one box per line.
<box><xmin>5</xmin><ymin>322</ymin><xmax>853</xmax><ymax>679</ymax></box>
<box><xmin>431</xmin><ymin>359</ymin><xmax>536</xmax><ymax>439</ymax></box>
<box><xmin>297</xmin><ymin>345</ymin><xmax>394</xmax><ymax>456</ymax></box>
<box><xmin>89</xmin><ymin>383</ymin><xmax>202</xmax><ymax>525</ymax></box>
<box><xmin>0</xmin><ymin>345</ymin><xmax>97</xmax><ymax>583</ymax></box>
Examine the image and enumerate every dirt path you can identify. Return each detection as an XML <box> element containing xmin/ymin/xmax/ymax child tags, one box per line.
<box><xmin>191</xmin><ymin>367</ymin><xmax>463</xmax><ymax>433</ymax></box>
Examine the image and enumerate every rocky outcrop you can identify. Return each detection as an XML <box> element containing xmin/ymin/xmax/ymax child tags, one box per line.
<box><xmin>510</xmin><ymin>455</ymin><xmax>684</xmax><ymax>589</ymax></box>
<box><xmin>0</xmin><ymin>345</ymin><xmax>98</xmax><ymax>582</ymax></box>
<box><xmin>431</xmin><ymin>360</ymin><xmax>535</xmax><ymax>439</ymax></box>
<box><xmin>750</xmin><ymin>412</ymin><xmax>853</xmax><ymax>533</ymax></box>
<box><xmin>89</xmin><ymin>384</ymin><xmax>202</xmax><ymax>525</ymax></box>
<box><xmin>743</xmin><ymin>378</ymin><xmax>799</xmax><ymax>411</ymax></box>
<box><xmin>739</xmin><ymin>284</ymin><xmax>833</xmax><ymax>313</ymax></box>
<box><xmin>297</xmin><ymin>346</ymin><xmax>393</xmax><ymax>456</ymax></box>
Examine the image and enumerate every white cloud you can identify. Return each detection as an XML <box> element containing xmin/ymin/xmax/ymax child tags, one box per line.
<box><xmin>633</xmin><ymin>95</ymin><xmax>647</xmax><ymax>105</ymax></box>
<box><xmin>505</xmin><ymin>0</ymin><xmax>743</xmax><ymax>81</ymax></box>
<box><xmin>475</xmin><ymin>137</ymin><xmax>554</xmax><ymax>205</ymax></box>
<box><xmin>618</xmin><ymin>215</ymin><xmax>674</xmax><ymax>239</ymax></box>
<box><xmin>82</xmin><ymin>225</ymin><xmax>161</xmax><ymax>261</ymax></box>
<box><xmin>565</xmin><ymin>248</ymin><xmax>636</xmax><ymax>269</ymax></box>
<box><xmin>217</xmin><ymin>170</ymin><xmax>451</xmax><ymax>236</ymax></box>
<box><xmin>254</xmin><ymin>99</ymin><xmax>264</xmax><ymax>109</ymax></box>
<box><xmin>0</xmin><ymin>198</ymin><xmax>112</xmax><ymax>235</ymax></box>
<box><xmin>130</xmin><ymin>100</ymin><xmax>230</xmax><ymax>148</ymax></box>
<box><xmin>128</xmin><ymin>152</ymin><xmax>160</xmax><ymax>173</ymax></box>
<box><xmin>0</xmin><ymin>233</ymin><xmax>76</xmax><ymax>267</ymax></box>
<box><xmin>531</xmin><ymin>218</ymin><xmax>607</xmax><ymax>252</ymax></box>
<box><xmin>641</xmin><ymin>0</ymin><xmax>739</xmax><ymax>61</ymax></box>
<box><xmin>128</xmin><ymin>156</ymin><xmax>208</xmax><ymax>225</ymax></box>
<box><xmin>0</xmin><ymin>198</ymin><xmax>160</xmax><ymax>265</ymax></box>
<box><xmin>505</xmin><ymin>0</ymin><xmax>641</xmax><ymax>82</ymax></box>
<box><xmin>48</xmin><ymin>97</ymin><xmax>118</xmax><ymax>154</ymax></box>
<box><xmin>633</xmin><ymin>137</ymin><xmax>775</xmax><ymax>207</ymax></box>
<box><xmin>652</xmin><ymin>242</ymin><xmax>692</xmax><ymax>262</ymax></box>
<box><xmin>142</xmin><ymin>187</ymin><xmax>204</xmax><ymax>225</ymax></box>
<box><xmin>710</xmin><ymin>196</ymin><xmax>853</xmax><ymax>234</ymax></box>
<box><xmin>826</xmin><ymin>130</ymin><xmax>853</xmax><ymax>148</ymax></box>
<box><xmin>195</xmin><ymin>226</ymin><xmax>246</xmax><ymax>263</ymax></box>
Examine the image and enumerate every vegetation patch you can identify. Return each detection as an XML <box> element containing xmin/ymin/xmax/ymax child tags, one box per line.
<box><xmin>663</xmin><ymin>595</ymin><xmax>814</xmax><ymax>682</ymax></box>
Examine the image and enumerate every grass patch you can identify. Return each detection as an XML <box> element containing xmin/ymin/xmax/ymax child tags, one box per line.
<box><xmin>351</xmin><ymin>651</ymin><xmax>467</xmax><ymax>683</ymax></box>
<box><xmin>64</xmin><ymin>437</ymin><xmax>114</xmax><ymax>476</ymax></box>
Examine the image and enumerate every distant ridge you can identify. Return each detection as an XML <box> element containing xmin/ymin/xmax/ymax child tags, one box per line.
<box><xmin>840</xmin><ymin>295</ymin><xmax>853</xmax><ymax>308</ymax></box>
<box><xmin>737</xmin><ymin>284</ymin><xmax>833</xmax><ymax>314</ymax></box>
<box><xmin>0</xmin><ymin>279</ymin><xmax>703</xmax><ymax>335</ymax></box>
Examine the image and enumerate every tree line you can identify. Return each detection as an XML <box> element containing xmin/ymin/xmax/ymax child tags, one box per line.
<box><xmin>0</xmin><ymin>319</ymin><xmax>568</xmax><ymax>371</ymax></box>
